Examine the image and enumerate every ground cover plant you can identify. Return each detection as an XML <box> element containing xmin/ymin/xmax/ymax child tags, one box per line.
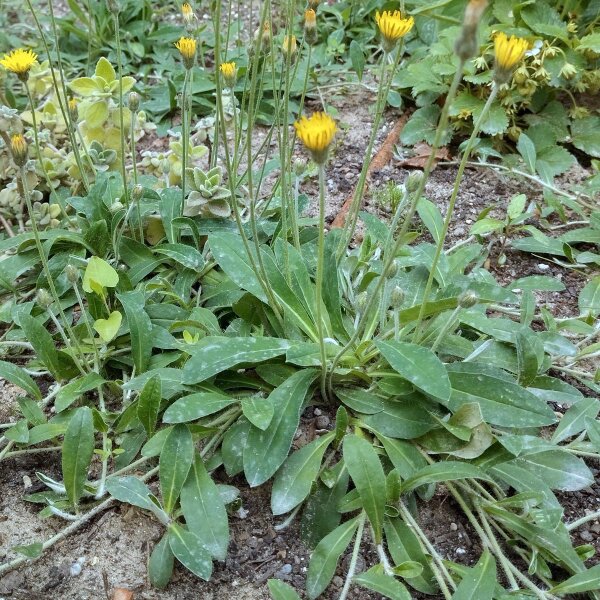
<box><xmin>0</xmin><ymin>0</ymin><xmax>599</xmax><ymax>598</ymax></box>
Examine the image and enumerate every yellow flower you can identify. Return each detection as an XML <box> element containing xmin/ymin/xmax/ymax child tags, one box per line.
<box><xmin>0</xmin><ymin>48</ymin><xmax>38</xmax><ymax>80</ymax></box>
<box><xmin>294</xmin><ymin>112</ymin><xmax>337</xmax><ymax>164</ymax></box>
<box><xmin>304</xmin><ymin>9</ymin><xmax>318</xmax><ymax>44</ymax></box>
<box><xmin>10</xmin><ymin>133</ymin><xmax>28</xmax><ymax>167</ymax></box>
<box><xmin>493</xmin><ymin>32</ymin><xmax>528</xmax><ymax>81</ymax></box>
<box><xmin>175</xmin><ymin>37</ymin><xmax>197</xmax><ymax>69</ymax></box>
<box><xmin>375</xmin><ymin>11</ymin><xmax>414</xmax><ymax>51</ymax></box>
<box><xmin>282</xmin><ymin>35</ymin><xmax>297</xmax><ymax>57</ymax></box>
<box><xmin>220</xmin><ymin>61</ymin><xmax>237</xmax><ymax>87</ymax></box>
<box><xmin>181</xmin><ymin>3</ymin><xmax>194</xmax><ymax>22</ymax></box>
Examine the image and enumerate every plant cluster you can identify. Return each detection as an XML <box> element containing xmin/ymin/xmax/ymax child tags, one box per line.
<box><xmin>0</xmin><ymin>1</ymin><xmax>598</xmax><ymax>600</ymax></box>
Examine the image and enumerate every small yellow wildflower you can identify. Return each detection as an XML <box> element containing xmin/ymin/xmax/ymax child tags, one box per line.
<box><xmin>375</xmin><ymin>11</ymin><xmax>414</xmax><ymax>52</ymax></box>
<box><xmin>182</xmin><ymin>3</ymin><xmax>194</xmax><ymax>22</ymax></box>
<box><xmin>294</xmin><ymin>112</ymin><xmax>337</xmax><ymax>164</ymax></box>
<box><xmin>68</xmin><ymin>97</ymin><xmax>78</xmax><ymax>121</ymax></box>
<box><xmin>0</xmin><ymin>48</ymin><xmax>38</xmax><ymax>81</ymax></box>
<box><xmin>175</xmin><ymin>37</ymin><xmax>197</xmax><ymax>70</ymax></box>
<box><xmin>493</xmin><ymin>32</ymin><xmax>528</xmax><ymax>82</ymax></box>
<box><xmin>304</xmin><ymin>9</ymin><xmax>318</xmax><ymax>44</ymax></box>
<box><xmin>220</xmin><ymin>61</ymin><xmax>237</xmax><ymax>88</ymax></box>
<box><xmin>10</xmin><ymin>133</ymin><xmax>28</xmax><ymax>167</ymax></box>
<box><xmin>282</xmin><ymin>35</ymin><xmax>297</xmax><ymax>57</ymax></box>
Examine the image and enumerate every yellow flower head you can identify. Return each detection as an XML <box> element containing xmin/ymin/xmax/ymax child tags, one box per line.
<box><xmin>375</xmin><ymin>11</ymin><xmax>414</xmax><ymax>51</ymax></box>
<box><xmin>175</xmin><ymin>37</ymin><xmax>197</xmax><ymax>69</ymax></box>
<box><xmin>304</xmin><ymin>8</ymin><xmax>316</xmax><ymax>27</ymax></box>
<box><xmin>294</xmin><ymin>112</ymin><xmax>337</xmax><ymax>164</ymax></box>
<box><xmin>0</xmin><ymin>48</ymin><xmax>38</xmax><ymax>80</ymax></box>
<box><xmin>181</xmin><ymin>3</ymin><xmax>194</xmax><ymax>21</ymax></box>
<box><xmin>493</xmin><ymin>32</ymin><xmax>528</xmax><ymax>81</ymax></box>
<box><xmin>220</xmin><ymin>61</ymin><xmax>237</xmax><ymax>87</ymax></box>
<box><xmin>68</xmin><ymin>97</ymin><xmax>78</xmax><ymax>120</ymax></box>
<box><xmin>10</xmin><ymin>133</ymin><xmax>28</xmax><ymax>167</ymax></box>
<box><xmin>282</xmin><ymin>35</ymin><xmax>297</xmax><ymax>57</ymax></box>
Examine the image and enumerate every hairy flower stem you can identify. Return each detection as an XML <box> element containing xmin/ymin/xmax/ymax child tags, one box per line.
<box><xmin>336</xmin><ymin>49</ymin><xmax>399</xmax><ymax>258</ymax></box>
<box><xmin>338</xmin><ymin>511</ymin><xmax>366</xmax><ymax>600</ymax></box>
<box><xmin>112</xmin><ymin>12</ymin><xmax>129</xmax><ymax>209</ymax></box>
<box><xmin>180</xmin><ymin>69</ymin><xmax>191</xmax><ymax>226</ymax></box>
<box><xmin>25</xmin><ymin>0</ymin><xmax>90</xmax><ymax>192</ymax></box>
<box><xmin>412</xmin><ymin>84</ymin><xmax>499</xmax><ymax>344</ymax></box>
<box><xmin>327</xmin><ymin>62</ymin><xmax>466</xmax><ymax>396</ymax></box>
<box><xmin>316</xmin><ymin>165</ymin><xmax>329</xmax><ymax>401</ymax></box>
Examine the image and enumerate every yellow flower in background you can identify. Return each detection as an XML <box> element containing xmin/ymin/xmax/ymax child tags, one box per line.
<box><xmin>294</xmin><ymin>112</ymin><xmax>337</xmax><ymax>164</ymax></box>
<box><xmin>304</xmin><ymin>9</ymin><xmax>318</xmax><ymax>45</ymax></box>
<box><xmin>220</xmin><ymin>61</ymin><xmax>237</xmax><ymax>87</ymax></box>
<box><xmin>175</xmin><ymin>37</ymin><xmax>197</xmax><ymax>69</ymax></box>
<box><xmin>375</xmin><ymin>11</ymin><xmax>414</xmax><ymax>51</ymax></box>
<box><xmin>10</xmin><ymin>133</ymin><xmax>28</xmax><ymax>166</ymax></box>
<box><xmin>182</xmin><ymin>3</ymin><xmax>194</xmax><ymax>21</ymax></box>
<box><xmin>493</xmin><ymin>32</ymin><xmax>528</xmax><ymax>82</ymax></box>
<box><xmin>0</xmin><ymin>48</ymin><xmax>38</xmax><ymax>80</ymax></box>
<box><xmin>282</xmin><ymin>35</ymin><xmax>297</xmax><ymax>57</ymax></box>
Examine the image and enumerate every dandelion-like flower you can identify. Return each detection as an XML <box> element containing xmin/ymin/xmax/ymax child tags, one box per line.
<box><xmin>175</xmin><ymin>37</ymin><xmax>197</xmax><ymax>70</ymax></box>
<box><xmin>182</xmin><ymin>3</ymin><xmax>194</xmax><ymax>21</ymax></box>
<box><xmin>304</xmin><ymin>9</ymin><xmax>318</xmax><ymax>45</ymax></box>
<box><xmin>375</xmin><ymin>11</ymin><xmax>414</xmax><ymax>52</ymax></box>
<box><xmin>10</xmin><ymin>133</ymin><xmax>28</xmax><ymax>167</ymax></box>
<box><xmin>294</xmin><ymin>112</ymin><xmax>337</xmax><ymax>164</ymax></box>
<box><xmin>493</xmin><ymin>32</ymin><xmax>528</xmax><ymax>82</ymax></box>
<box><xmin>282</xmin><ymin>35</ymin><xmax>297</xmax><ymax>57</ymax></box>
<box><xmin>0</xmin><ymin>48</ymin><xmax>38</xmax><ymax>81</ymax></box>
<box><xmin>220</xmin><ymin>61</ymin><xmax>237</xmax><ymax>88</ymax></box>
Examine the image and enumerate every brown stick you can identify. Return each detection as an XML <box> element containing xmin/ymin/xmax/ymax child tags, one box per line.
<box><xmin>331</xmin><ymin>111</ymin><xmax>411</xmax><ymax>229</ymax></box>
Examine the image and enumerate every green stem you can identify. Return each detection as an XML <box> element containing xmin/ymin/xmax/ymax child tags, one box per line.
<box><xmin>181</xmin><ymin>69</ymin><xmax>191</xmax><ymax>225</ymax></box>
<box><xmin>338</xmin><ymin>512</ymin><xmax>366</xmax><ymax>600</ymax></box>
<box><xmin>412</xmin><ymin>84</ymin><xmax>499</xmax><ymax>344</ymax></box>
<box><xmin>316</xmin><ymin>165</ymin><xmax>329</xmax><ymax>401</ymax></box>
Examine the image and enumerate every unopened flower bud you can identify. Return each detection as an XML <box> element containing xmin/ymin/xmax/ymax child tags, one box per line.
<box><xmin>128</xmin><ymin>91</ymin><xmax>140</xmax><ymax>112</ymax></box>
<box><xmin>308</xmin><ymin>0</ymin><xmax>320</xmax><ymax>8</ymax></box>
<box><xmin>391</xmin><ymin>285</ymin><xmax>404</xmax><ymax>306</ymax></box>
<box><xmin>454</xmin><ymin>0</ymin><xmax>487</xmax><ymax>61</ymax></box>
<box><xmin>406</xmin><ymin>170</ymin><xmax>423</xmax><ymax>194</ymax></box>
<box><xmin>105</xmin><ymin>0</ymin><xmax>119</xmax><ymax>14</ymax></box>
<box><xmin>36</xmin><ymin>288</ymin><xmax>53</xmax><ymax>308</ymax></box>
<box><xmin>254</xmin><ymin>22</ymin><xmax>272</xmax><ymax>52</ymax></box>
<box><xmin>65</xmin><ymin>264</ymin><xmax>80</xmax><ymax>283</ymax></box>
<box><xmin>10</xmin><ymin>134</ymin><xmax>28</xmax><ymax>167</ymax></box>
<box><xmin>110</xmin><ymin>200</ymin><xmax>125</xmax><ymax>213</ymax></box>
<box><xmin>219</xmin><ymin>61</ymin><xmax>238</xmax><ymax>88</ymax></box>
<box><xmin>458</xmin><ymin>290</ymin><xmax>479</xmax><ymax>308</ymax></box>
<box><xmin>68</xmin><ymin>98</ymin><xmax>78</xmax><ymax>121</ymax></box>
<box><xmin>356</xmin><ymin>292</ymin><xmax>369</xmax><ymax>313</ymax></box>
<box><xmin>293</xmin><ymin>158</ymin><xmax>307</xmax><ymax>176</ymax></box>
<box><xmin>131</xmin><ymin>184</ymin><xmax>144</xmax><ymax>202</ymax></box>
<box><xmin>385</xmin><ymin>261</ymin><xmax>398</xmax><ymax>279</ymax></box>
<box><xmin>304</xmin><ymin>9</ymin><xmax>318</xmax><ymax>45</ymax></box>
<box><xmin>282</xmin><ymin>35</ymin><xmax>297</xmax><ymax>58</ymax></box>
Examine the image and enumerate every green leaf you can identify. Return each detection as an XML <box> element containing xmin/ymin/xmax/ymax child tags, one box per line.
<box><xmin>56</xmin><ymin>372</ymin><xmax>105</xmax><ymax>413</ymax></box>
<box><xmin>0</xmin><ymin>360</ymin><xmax>41</xmax><ymax>400</ymax></box>
<box><xmin>242</xmin><ymin>395</ymin><xmax>274</xmax><ymax>430</ymax></box>
<box><xmin>62</xmin><ymin>406</ymin><xmax>95</xmax><ymax>507</ymax></box>
<box><xmin>271</xmin><ymin>432</ymin><xmax>334</xmax><ymax>515</ymax></box>
<box><xmin>149</xmin><ymin>533</ymin><xmax>174</xmax><ymax>589</ymax></box>
<box><xmin>517</xmin><ymin>133</ymin><xmax>536</xmax><ymax>174</ymax></box>
<box><xmin>377</xmin><ymin>341</ymin><xmax>451</xmax><ymax>402</ymax></box>
<box><xmin>244</xmin><ymin>369</ymin><xmax>316</xmax><ymax>487</ymax></box>
<box><xmin>551</xmin><ymin>563</ymin><xmax>600</xmax><ymax>595</ymax></box>
<box><xmin>159</xmin><ymin>424</ymin><xmax>194</xmax><ymax>514</ymax></box>
<box><xmin>343</xmin><ymin>434</ymin><xmax>386</xmax><ymax>544</ymax></box>
<box><xmin>183</xmin><ymin>336</ymin><xmax>292</xmax><ymax>384</ymax></box>
<box><xmin>521</xmin><ymin>2</ymin><xmax>568</xmax><ymax>41</ymax></box>
<box><xmin>268</xmin><ymin>579</ymin><xmax>302</xmax><ymax>600</ymax></box>
<box><xmin>579</xmin><ymin>276</ymin><xmax>600</xmax><ymax>317</ymax></box>
<box><xmin>401</xmin><ymin>106</ymin><xmax>448</xmax><ymax>146</ymax></box>
<box><xmin>349</xmin><ymin>39</ymin><xmax>365</xmax><ymax>80</ymax></box>
<box><xmin>168</xmin><ymin>522</ymin><xmax>212</xmax><ymax>581</ymax></box>
<box><xmin>69</xmin><ymin>76</ymin><xmax>101</xmax><ymax>96</ymax></box>
<box><xmin>95</xmin><ymin>56</ymin><xmax>116</xmax><ymax>83</ymax></box>
<box><xmin>354</xmin><ymin>567</ymin><xmax>411</xmax><ymax>600</ymax></box>
<box><xmin>446</xmin><ymin>363</ymin><xmax>556</xmax><ymax>427</ymax></box>
<box><xmin>19</xmin><ymin>315</ymin><xmax>64</xmax><ymax>380</ymax></box>
<box><xmin>306</xmin><ymin>517</ymin><xmax>359</xmax><ymax>599</ymax></box>
<box><xmin>417</xmin><ymin>199</ymin><xmax>444</xmax><ymax>244</ymax></box>
<box><xmin>360</xmin><ymin>397</ymin><xmax>435</xmax><ymax>439</ymax></box>
<box><xmin>82</xmin><ymin>256</ymin><xmax>119</xmax><ymax>295</ymax></box>
<box><xmin>402</xmin><ymin>461</ymin><xmax>492</xmax><ymax>493</ymax></box>
<box><xmin>5</xmin><ymin>419</ymin><xmax>28</xmax><ymax>444</ymax></box>
<box><xmin>180</xmin><ymin>453</ymin><xmax>229</xmax><ymax>560</ymax></box>
<box><xmin>552</xmin><ymin>398</ymin><xmax>600</xmax><ymax>444</ymax></box>
<box><xmin>117</xmin><ymin>291</ymin><xmax>154</xmax><ymax>374</ymax></box>
<box><xmin>451</xmin><ymin>550</ymin><xmax>496</xmax><ymax>600</ymax></box>
<box><xmin>105</xmin><ymin>475</ymin><xmax>167</xmax><ymax>521</ymax></box>
<box><xmin>12</xmin><ymin>542</ymin><xmax>43</xmax><ymax>558</ymax></box>
<box><xmin>335</xmin><ymin>387</ymin><xmax>384</xmax><ymax>414</ymax></box>
<box><xmin>137</xmin><ymin>374</ymin><xmax>162</xmax><ymax>436</ymax></box>
<box><xmin>163</xmin><ymin>392</ymin><xmax>237</xmax><ymax>423</ymax></box>
<box><xmin>93</xmin><ymin>310</ymin><xmax>122</xmax><ymax>342</ymax></box>
<box><xmin>18</xmin><ymin>397</ymin><xmax>46</xmax><ymax>426</ymax></box>
<box><xmin>154</xmin><ymin>243</ymin><xmax>205</xmax><ymax>272</ymax></box>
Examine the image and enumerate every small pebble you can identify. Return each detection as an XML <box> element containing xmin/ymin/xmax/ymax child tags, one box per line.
<box><xmin>450</xmin><ymin>522</ymin><xmax>458</xmax><ymax>531</ymax></box>
<box><xmin>580</xmin><ymin>530</ymin><xmax>593</xmax><ymax>542</ymax></box>
<box><xmin>313</xmin><ymin>408</ymin><xmax>322</xmax><ymax>416</ymax></box>
<box><xmin>455</xmin><ymin>548</ymin><xmax>466</xmax><ymax>556</ymax></box>
<box><xmin>332</xmin><ymin>576</ymin><xmax>344</xmax><ymax>588</ymax></box>
<box><xmin>316</xmin><ymin>415</ymin><xmax>330</xmax><ymax>429</ymax></box>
